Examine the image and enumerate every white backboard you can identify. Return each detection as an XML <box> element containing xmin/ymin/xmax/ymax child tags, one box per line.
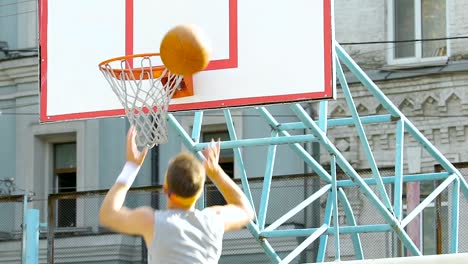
<box><xmin>39</xmin><ymin>0</ymin><xmax>334</xmax><ymax>122</ymax></box>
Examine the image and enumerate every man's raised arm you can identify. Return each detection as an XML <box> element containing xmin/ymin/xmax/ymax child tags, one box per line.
<box><xmin>99</xmin><ymin>127</ymin><xmax>154</xmax><ymax>241</ymax></box>
<box><xmin>203</xmin><ymin>140</ymin><xmax>254</xmax><ymax>231</ymax></box>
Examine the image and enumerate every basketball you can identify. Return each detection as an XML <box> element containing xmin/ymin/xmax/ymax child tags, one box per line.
<box><xmin>160</xmin><ymin>24</ymin><xmax>211</xmax><ymax>76</ymax></box>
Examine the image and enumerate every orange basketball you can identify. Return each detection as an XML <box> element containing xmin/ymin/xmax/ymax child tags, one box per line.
<box><xmin>160</xmin><ymin>24</ymin><xmax>211</xmax><ymax>76</ymax></box>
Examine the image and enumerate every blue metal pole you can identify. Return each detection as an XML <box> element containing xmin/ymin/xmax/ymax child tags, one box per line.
<box><xmin>336</xmin><ymin>57</ymin><xmax>392</xmax><ymax>211</ymax></box>
<box><xmin>394</xmin><ymin>119</ymin><xmax>405</xmax><ymax>221</ymax></box>
<box><xmin>258</xmin><ymin>131</ymin><xmax>278</xmax><ymax>230</ymax></box>
<box><xmin>224</xmin><ymin>109</ymin><xmax>258</xmax><ymax>222</ymax></box>
<box><xmin>25</xmin><ymin>209</ymin><xmax>39</xmax><ymax>264</ymax></box>
<box><xmin>248</xmin><ymin>224</ymin><xmax>282</xmax><ymax>263</ymax></box>
<box><xmin>277</xmin><ymin>114</ymin><xmax>393</xmax><ymax>131</ymax></box>
<box><xmin>257</xmin><ymin>107</ymin><xmax>332</xmax><ymax>183</ymax></box>
<box><xmin>450</xmin><ymin>177</ymin><xmax>460</xmax><ymax>253</ymax></box>
<box><xmin>401</xmin><ymin>174</ymin><xmax>456</xmax><ymax>228</ymax></box>
<box><xmin>328</xmin><ymin>115</ymin><xmax>392</xmax><ymax>127</ymax></box>
<box><xmin>335</xmin><ymin>44</ymin><xmax>400</xmax><ymax>117</ymax></box>
<box><xmin>191</xmin><ymin>111</ymin><xmax>203</xmax><ymax>143</ymax></box>
<box><xmin>337</xmin><ymin>172</ymin><xmax>450</xmax><ymax>187</ymax></box>
<box><xmin>404</xmin><ymin>121</ymin><xmax>468</xmax><ymax>198</ymax></box>
<box><xmin>280</xmin><ymin>224</ymin><xmax>328</xmax><ymax>264</ymax></box>
<box><xmin>316</xmin><ymin>192</ymin><xmax>333</xmax><ymax>262</ymax></box>
<box><xmin>331</xmin><ymin>155</ymin><xmax>340</xmax><ymax>260</ymax></box>
<box><xmin>168</xmin><ymin>114</ymin><xmax>196</xmax><ymax>151</ymax></box>
<box><xmin>262</xmin><ymin>224</ymin><xmax>391</xmax><ymax>238</ymax></box>
<box><xmin>319</xmin><ymin>101</ymin><xmax>328</xmax><ymax>132</ymax></box>
<box><xmin>191</xmin><ymin>112</ymin><xmax>205</xmax><ymax>209</ymax></box>
<box><xmin>191</xmin><ymin>134</ymin><xmax>320</xmax><ymax>150</ymax></box>
<box><xmin>337</xmin><ymin>188</ymin><xmax>364</xmax><ymax>259</ymax></box>
<box><xmin>264</xmin><ymin>184</ymin><xmax>331</xmax><ymax>232</ymax></box>
<box><xmin>21</xmin><ymin>194</ymin><xmax>28</xmax><ymax>264</ymax></box>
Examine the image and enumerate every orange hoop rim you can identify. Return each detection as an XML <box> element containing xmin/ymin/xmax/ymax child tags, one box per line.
<box><xmin>99</xmin><ymin>52</ymin><xmax>194</xmax><ymax>99</ymax></box>
<box><xmin>98</xmin><ymin>53</ymin><xmax>162</xmax><ymax>70</ymax></box>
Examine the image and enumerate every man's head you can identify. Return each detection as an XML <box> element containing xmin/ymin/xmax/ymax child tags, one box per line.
<box><xmin>164</xmin><ymin>152</ymin><xmax>206</xmax><ymax>201</ymax></box>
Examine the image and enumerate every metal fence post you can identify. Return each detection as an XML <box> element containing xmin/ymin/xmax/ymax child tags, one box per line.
<box><xmin>47</xmin><ymin>196</ymin><xmax>55</xmax><ymax>264</ymax></box>
<box><xmin>21</xmin><ymin>194</ymin><xmax>27</xmax><ymax>264</ymax></box>
<box><xmin>25</xmin><ymin>209</ymin><xmax>40</xmax><ymax>264</ymax></box>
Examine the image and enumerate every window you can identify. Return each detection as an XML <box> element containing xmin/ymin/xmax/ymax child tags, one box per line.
<box><xmin>390</xmin><ymin>0</ymin><xmax>447</xmax><ymax>64</ymax></box>
<box><xmin>54</xmin><ymin>142</ymin><xmax>77</xmax><ymax>228</ymax></box>
<box><xmin>202</xmin><ymin>127</ymin><xmax>234</xmax><ymax>206</ymax></box>
<box><xmin>394</xmin><ymin>181</ymin><xmax>449</xmax><ymax>256</ymax></box>
<box><xmin>421</xmin><ymin>201</ymin><xmax>448</xmax><ymax>254</ymax></box>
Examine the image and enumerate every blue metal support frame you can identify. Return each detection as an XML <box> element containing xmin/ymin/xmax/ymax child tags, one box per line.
<box><xmin>165</xmin><ymin>43</ymin><xmax>467</xmax><ymax>263</ymax></box>
<box><xmin>336</xmin><ymin>43</ymin><xmax>468</xmax><ymax>198</ymax></box>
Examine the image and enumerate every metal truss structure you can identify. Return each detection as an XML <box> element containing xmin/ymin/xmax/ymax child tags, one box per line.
<box><xmin>168</xmin><ymin>44</ymin><xmax>468</xmax><ymax>263</ymax></box>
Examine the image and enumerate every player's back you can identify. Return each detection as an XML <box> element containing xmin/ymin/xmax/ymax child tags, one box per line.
<box><xmin>148</xmin><ymin>209</ymin><xmax>224</xmax><ymax>264</ymax></box>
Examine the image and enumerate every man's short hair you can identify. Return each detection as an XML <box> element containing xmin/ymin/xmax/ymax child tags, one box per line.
<box><xmin>166</xmin><ymin>152</ymin><xmax>205</xmax><ymax>198</ymax></box>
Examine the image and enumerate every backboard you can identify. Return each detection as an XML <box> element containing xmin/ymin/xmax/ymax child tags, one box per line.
<box><xmin>39</xmin><ymin>0</ymin><xmax>334</xmax><ymax>122</ymax></box>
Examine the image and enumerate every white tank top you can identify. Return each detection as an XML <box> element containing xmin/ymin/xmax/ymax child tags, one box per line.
<box><xmin>147</xmin><ymin>209</ymin><xmax>224</xmax><ymax>264</ymax></box>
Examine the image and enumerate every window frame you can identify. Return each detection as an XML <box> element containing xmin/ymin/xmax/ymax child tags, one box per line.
<box><xmin>387</xmin><ymin>0</ymin><xmax>450</xmax><ymax>66</ymax></box>
<box><xmin>53</xmin><ymin>142</ymin><xmax>78</xmax><ymax>228</ymax></box>
<box><xmin>32</xmin><ymin>121</ymin><xmax>100</xmax><ymax>231</ymax></box>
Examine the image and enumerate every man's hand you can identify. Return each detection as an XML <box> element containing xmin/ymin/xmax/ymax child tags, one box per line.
<box><xmin>202</xmin><ymin>139</ymin><xmax>221</xmax><ymax>177</ymax></box>
<box><xmin>202</xmin><ymin>139</ymin><xmax>254</xmax><ymax>231</ymax></box>
<box><xmin>126</xmin><ymin>126</ymin><xmax>148</xmax><ymax>166</ymax></box>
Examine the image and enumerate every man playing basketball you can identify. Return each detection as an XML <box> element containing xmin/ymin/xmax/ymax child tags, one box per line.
<box><xmin>99</xmin><ymin>126</ymin><xmax>254</xmax><ymax>263</ymax></box>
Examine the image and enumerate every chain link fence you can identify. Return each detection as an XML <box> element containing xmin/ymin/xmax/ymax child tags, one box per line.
<box><xmin>0</xmin><ymin>195</ymin><xmax>25</xmax><ymax>264</ymax></box>
<box><xmin>46</xmin><ymin>187</ymin><xmax>159</xmax><ymax>264</ymax></box>
<box><xmin>0</xmin><ymin>165</ymin><xmax>466</xmax><ymax>263</ymax></box>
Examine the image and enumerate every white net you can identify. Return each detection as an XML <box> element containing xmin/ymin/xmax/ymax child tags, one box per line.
<box><xmin>100</xmin><ymin>54</ymin><xmax>183</xmax><ymax>148</ymax></box>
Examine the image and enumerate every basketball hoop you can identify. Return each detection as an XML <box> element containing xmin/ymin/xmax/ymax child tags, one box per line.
<box><xmin>99</xmin><ymin>53</ymin><xmax>183</xmax><ymax>148</ymax></box>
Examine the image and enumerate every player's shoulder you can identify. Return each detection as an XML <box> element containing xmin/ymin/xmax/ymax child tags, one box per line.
<box><xmin>200</xmin><ymin>206</ymin><xmax>225</xmax><ymax>222</ymax></box>
<box><xmin>134</xmin><ymin>206</ymin><xmax>156</xmax><ymax>220</ymax></box>
<box><xmin>199</xmin><ymin>207</ymin><xmax>225</xmax><ymax>233</ymax></box>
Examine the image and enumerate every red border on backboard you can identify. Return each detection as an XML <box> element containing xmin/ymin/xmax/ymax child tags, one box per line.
<box><xmin>39</xmin><ymin>0</ymin><xmax>332</xmax><ymax>122</ymax></box>
<box><xmin>39</xmin><ymin>0</ymin><xmax>48</xmax><ymax>122</ymax></box>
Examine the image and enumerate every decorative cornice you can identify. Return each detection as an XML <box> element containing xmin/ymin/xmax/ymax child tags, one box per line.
<box><xmin>0</xmin><ymin>56</ymin><xmax>38</xmax><ymax>86</ymax></box>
